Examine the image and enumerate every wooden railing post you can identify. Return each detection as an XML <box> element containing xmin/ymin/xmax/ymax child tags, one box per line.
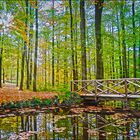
<box><xmin>94</xmin><ymin>80</ymin><xmax>97</xmax><ymax>101</ymax></box>
<box><xmin>107</xmin><ymin>80</ymin><xmax>109</xmax><ymax>94</ymax></box>
<box><xmin>124</xmin><ymin>79</ymin><xmax>128</xmax><ymax>108</ymax></box>
<box><xmin>125</xmin><ymin>79</ymin><xmax>128</xmax><ymax>96</ymax></box>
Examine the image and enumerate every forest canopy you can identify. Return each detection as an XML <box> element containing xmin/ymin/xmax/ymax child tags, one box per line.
<box><xmin>0</xmin><ymin>0</ymin><xmax>140</xmax><ymax>91</ymax></box>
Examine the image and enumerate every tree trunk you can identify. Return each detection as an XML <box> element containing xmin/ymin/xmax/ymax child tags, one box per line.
<box><xmin>139</xmin><ymin>17</ymin><xmax>140</xmax><ymax>72</ymax></box>
<box><xmin>0</xmin><ymin>31</ymin><xmax>3</xmax><ymax>88</ymax></box>
<box><xmin>52</xmin><ymin>0</ymin><xmax>55</xmax><ymax>87</ymax></box>
<box><xmin>20</xmin><ymin>42</ymin><xmax>26</xmax><ymax>90</ymax></box>
<box><xmin>20</xmin><ymin>0</ymin><xmax>28</xmax><ymax>90</ymax></box>
<box><xmin>64</xmin><ymin>6</ymin><xmax>68</xmax><ymax>87</ymax></box>
<box><xmin>95</xmin><ymin>0</ymin><xmax>104</xmax><ymax>79</ymax></box>
<box><xmin>26</xmin><ymin>2</ymin><xmax>30</xmax><ymax>89</ymax></box>
<box><xmin>80</xmin><ymin>0</ymin><xmax>87</xmax><ymax>83</ymax></box>
<box><xmin>33</xmin><ymin>0</ymin><xmax>38</xmax><ymax>91</ymax></box>
<box><xmin>16</xmin><ymin>58</ymin><xmax>19</xmax><ymax>86</ymax></box>
<box><xmin>74</xmin><ymin>2</ymin><xmax>78</xmax><ymax>82</ymax></box>
<box><xmin>120</xmin><ymin>1</ymin><xmax>128</xmax><ymax>78</ymax></box>
<box><xmin>111</xmin><ymin>23</ymin><xmax>115</xmax><ymax>79</ymax></box>
<box><xmin>56</xmin><ymin>40</ymin><xmax>59</xmax><ymax>86</ymax></box>
<box><xmin>29</xmin><ymin>6</ymin><xmax>33</xmax><ymax>86</ymax></box>
<box><xmin>3</xmin><ymin>68</ymin><xmax>5</xmax><ymax>83</ymax></box>
<box><xmin>44</xmin><ymin>48</ymin><xmax>47</xmax><ymax>89</ymax></box>
<box><xmin>116</xmin><ymin>13</ymin><xmax>123</xmax><ymax>78</ymax></box>
<box><xmin>132</xmin><ymin>1</ymin><xmax>136</xmax><ymax>77</ymax></box>
<box><xmin>87</xmin><ymin>28</ymin><xmax>91</xmax><ymax>79</ymax></box>
<box><xmin>69</xmin><ymin>0</ymin><xmax>77</xmax><ymax>90</ymax></box>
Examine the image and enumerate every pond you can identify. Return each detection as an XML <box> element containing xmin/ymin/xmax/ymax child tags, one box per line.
<box><xmin>0</xmin><ymin>107</ymin><xmax>140</xmax><ymax>140</ymax></box>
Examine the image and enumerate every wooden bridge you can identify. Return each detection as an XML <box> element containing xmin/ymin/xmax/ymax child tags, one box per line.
<box><xmin>71</xmin><ymin>78</ymin><xmax>140</xmax><ymax>103</ymax></box>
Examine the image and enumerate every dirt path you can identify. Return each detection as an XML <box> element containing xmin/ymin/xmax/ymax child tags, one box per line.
<box><xmin>0</xmin><ymin>83</ymin><xmax>57</xmax><ymax>104</ymax></box>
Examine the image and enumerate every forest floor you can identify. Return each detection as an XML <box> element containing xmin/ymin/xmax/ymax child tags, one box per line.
<box><xmin>0</xmin><ymin>83</ymin><xmax>57</xmax><ymax>105</ymax></box>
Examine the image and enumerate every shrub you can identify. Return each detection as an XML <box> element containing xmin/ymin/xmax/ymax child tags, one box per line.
<box><xmin>57</xmin><ymin>91</ymin><xmax>82</xmax><ymax>107</ymax></box>
<box><xmin>42</xmin><ymin>99</ymin><xmax>52</xmax><ymax>106</ymax></box>
<box><xmin>31</xmin><ymin>97</ymin><xmax>42</xmax><ymax>106</ymax></box>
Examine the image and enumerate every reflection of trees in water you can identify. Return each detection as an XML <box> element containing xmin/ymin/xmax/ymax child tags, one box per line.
<box><xmin>83</xmin><ymin>112</ymin><xmax>88</xmax><ymax>140</ymax></box>
<box><xmin>96</xmin><ymin>114</ymin><xmax>106</xmax><ymax>140</ymax></box>
<box><xmin>1</xmin><ymin>111</ymin><xmax>140</xmax><ymax>139</ymax></box>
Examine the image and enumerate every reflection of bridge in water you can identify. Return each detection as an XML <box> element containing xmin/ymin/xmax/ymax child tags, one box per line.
<box><xmin>0</xmin><ymin>108</ymin><xmax>140</xmax><ymax>140</ymax></box>
<box><xmin>71</xmin><ymin>78</ymin><xmax>140</xmax><ymax>107</ymax></box>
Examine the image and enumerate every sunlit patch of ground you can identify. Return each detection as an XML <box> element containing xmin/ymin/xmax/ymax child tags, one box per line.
<box><xmin>0</xmin><ymin>83</ymin><xmax>57</xmax><ymax>104</ymax></box>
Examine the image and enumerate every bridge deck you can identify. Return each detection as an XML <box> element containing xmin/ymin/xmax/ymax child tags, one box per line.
<box><xmin>80</xmin><ymin>93</ymin><xmax>140</xmax><ymax>100</ymax></box>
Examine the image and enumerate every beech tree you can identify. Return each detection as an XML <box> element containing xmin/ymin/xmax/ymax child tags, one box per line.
<box><xmin>95</xmin><ymin>0</ymin><xmax>104</xmax><ymax>79</ymax></box>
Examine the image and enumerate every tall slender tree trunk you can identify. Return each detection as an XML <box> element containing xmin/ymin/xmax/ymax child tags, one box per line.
<box><xmin>0</xmin><ymin>31</ymin><xmax>3</xmax><ymax>87</ymax></box>
<box><xmin>48</xmin><ymin>49</ymin><xmax>51</xmax><ymax>85</ymax></box>
<box><xmin>95</xmin><ymin>0</ymin><xmax>104</xmax><ymax>79</ymax></box>
<box><xmin>0</xmin><ymin>48</ymin><xmax>2</xmax><ymax>88</ymax></box>
<box><xmin>139</xmin><ymin>18</ymin><xmax>140</xmax><ymax>71</ymax></box>
<box><xmin>20</xmin><ymin>42</ymin><xmax>25</xmax><ymax>90</ymax></box>
<box><xmin>74</xmin><ymin>2</ymin><xmax>78</xmax><ymax>82</ymax></box>
<box><xmin>26</xmin><ymin>2</ymin><xmax>30</xmax><ymax>89</ymax></box>
<box><xmin>33</xmin><ymin>0</ymin><xmax>38</xmax><ymax>91</ymax></box>
<box><xmin>56</xmin><ymin>40</ymin><xmax>59</xmax><ymax>86</ymax></box>
<box><xmin>3</xmin><ymin>68</ymin><xmax>5</xmax><ymax>83</ymax></box>
<box><xmin>16</xmin><ymin>57</ymin><xmax>19</xmax><ymax>86</ymax></box>
<box><xmin>87</xmin><ymin>28</ymin><xmax>91</xmax><ymax>79</ymax></box>
<box><xmin>29</xmin><ymin>51</ymin><xmax>32</xmax><ymax>85</ymax></box>
<box><xmin>20</xmin><ymin>0</ymin><xmax>28</xmax><ymax>90</ymax></box>
<box><xmin>132</xmin><ymin>1</ymin><xmax>136</xmax><ymax>77</ymax></box>
<box><xmin>80</xmin><ymin>0</ymin><xmax>87</xmax><ymax>82</ymax></box>
<box><xmin>127</xmin><ymin>46</ymin><xmax>130</xmax><ymax>77</ymax></box>
<box><xmin>26</xmin><ymin>48</ymin><xmax>30</xmax><ymax>89</ymax></box>
<box><xmin>116</xmin><ymin>13</ymin><xmax>123</xmax><ymax>78</ymax></box>
<box><xmin>111</xmin><ymin>24</ymin><xmax>115</xmax><ymax>79</ymax></box>
<box><xmin>120</xmin><ymin>1</ymin><xmax>128</xmax><ymax>78</ymax></box>
<box><xmin>44</xmin><ymin>48</ymin><xmax>47</xmax><ymax>89</ymax></box>
<box><xmin>52</xmin><ymin>0</ymin><xmax>55</xmax><ymax>87</ymax></box>
<box><xmin>69</xmin><ymin>0</ymin><xmax>77</xmax><ymax>90</ymax></box>
<box><xmin>29</xmin><ymin>6</ymin><xmax>33</xmax><ymax>86</ymax></box>
<box><xmin>64</xmin><ymin>6</ymin><xmax>68</xmax><ymax>87</ymax></box>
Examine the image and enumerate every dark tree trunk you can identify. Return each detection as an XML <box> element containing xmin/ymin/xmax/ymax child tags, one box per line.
<box><xmin>20</xmin><ymin>0</ymin><xmax>28</xmax><ymax>90</ymax></box>
<box><xmin>74</xmin><ymin>2</ymin><xmax>78</xmax><ymax>82</ymax></box>
<box><xmin>3</xmin><ymin>68</ymin><xmax>5</xmax><ymax>83</ymax></box>
<box><xmin>56</xmin><ymin>40</ymin><xmax>59</xmax><ymax>86</ymax></box>
<box><xmin>69</xmin><ymin>0</ymin><xmax>77</xmax><ymax>90</ymax></box>
<box><xmin>120</xmin><ymin>1</ymin><xmax>128</xmax><ymax>78</ymax></box>
<box><xmin>132</xmin><ymin>1</ymin><xmax>136</xmax><ymax>78</ymax></box>
<box><xmin>116</xmin><ymin>13</ymin><xmax>123</xmax><ymax>78</ymax></box>
<box><xmin>26</xmin><ymin>3</ymin><xmax>30</xmax><ymax>89</ymax></box>
<box><xmin>33</xmin><ymin>0</ymin><xmax>38</xmax><ymax>91</ymax></box>
<box><xmin>64</xmin><ymin>6</ymin><xmax>68</xmax><ymax>87</ymax></box>
<box><xmin>20</xmin><ymin>42</ymin><xmax>26</xmax><ymax>90</ymax></box>
<box><xmin>16</xmin><ymin>58</ymin><xmax>19</xmax><ymax>87</ymax></box>
<box><xmin>139</xmin><ymin>18</ymin><xmax>140</xmax><ymax>71</ymax></box>
<box><xmin>127</xmin><ymin>46</ymin><xmax>130</xmax><ymax>77</ymax></box>
<box><xmin>44</xmin><ymin>49</ymin><xmax>47</xmax><ymax>89</ymax></box>
<box><xmin>87</xmin><ymin>28</ymin><xmax>91</xmax><ymax>79</ymax></box>
<box><xmin>29</xmin><ymin>6</ymin><xmax>33</xmax><ymax>86</ymax></box>
<box><xmin>26</xmin><ymin>48</ymin><xmax>30</xmax><ymax>89</ymax></box>
<box><xmin>52</xmin><ymin>0</ymin><xmax>55</xmax><ymax>87</ymax></box>
<box><xmin>29</xmin><ymin>51</ymin><xmax>32</xmax><ymax>85</ymax></box>
<box><xmin>95</xmin><ymin>0</ymin><xmax>104</xmax><ymax>79</ymax></box>
<box><xmin>0</xmin><ymin>50</ymin><xmax>2</xmax><ymax>87</ymax></box>
<box><xmin>80</xmin><ymin>0</ymin><xmax>87</xmax><ymax>83</ymax></box>
<box><xmin>111</xmin><ymin>24</ymin><xmax>115</xmax><ymax>79</ymax></box>
<box><xmin>0</xmin><ymin>39</ymin><xmax>3</xmax><ymax>87</ymax></box>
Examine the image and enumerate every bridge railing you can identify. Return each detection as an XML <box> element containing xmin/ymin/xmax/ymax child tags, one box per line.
<box><xmin>71</xmin><ymin>78</ymin><xmax>140</xmax><ymax>97</ymax></box>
